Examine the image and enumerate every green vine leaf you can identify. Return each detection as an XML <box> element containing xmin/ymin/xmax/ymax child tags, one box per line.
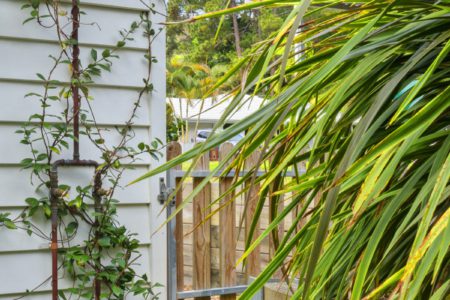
<box><xmin>30</xmin><ymin>0</ymin><xmax>40</xmax><ymax>9</ymax></box>
<box><xmin>36</xmin><ymin>73</ymin><xmax>45</xmax><ymax>81</ymax></box>
<box><xmin>98</xmin><ymin>236</ymin><xmax>111</xmax><ymax>247</ymax></box>
<box><xmin>3</xmin><ymin>220</ymin><xmax>17</xmax><ymax>230</ymax></box>
<box><xmin>90</xmin><ymin>49</ymin><xmax>97</xmax><ymax>61</ymax></box>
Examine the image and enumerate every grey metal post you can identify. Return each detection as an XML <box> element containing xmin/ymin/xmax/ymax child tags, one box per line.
<box><xmin>166</xmin><ymin>170</ymin><xmax>177</xmax><ymax>300</ymax></box>
<box><xmin>248</xmin><ymin>276</ymin><xmax>264</xmax><ymax>300</ymax></box>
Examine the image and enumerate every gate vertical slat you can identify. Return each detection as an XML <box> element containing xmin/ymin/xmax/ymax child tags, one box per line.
<box><xmin>219</xmin><ymin>143</ymin><xmax>237</xmax><ymax>300</ymax></box>
<box><xmin>269</xmin><ymin>196</ymin><xmax>285</xmax><ymax>279</ymax></box>
<box><xmin>268</xmin><ymin>155</ymin><xmax>285</xmax><ymax>280</ymax></box>
<box><xmin>294</xmin><ymin>154</ymin><xmax>308</xmax><ymax>231</ymax></box>
<box><xmin>193</xmin><ymin>148</ymin><xmax>212</xmax><ymax>300</ymax></box>
<box><xmin>167</xmin><ymin>142</ymin><xmax>184</xmax><ymax>293</ymax></box>
<box><xmin>244</xmin><ymin>151</ymin><xmax>261</xmax><ymax>279</ymax></box>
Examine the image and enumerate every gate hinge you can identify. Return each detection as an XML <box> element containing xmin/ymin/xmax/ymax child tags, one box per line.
<box><xmin>158</xmin><ymin>177</ymin><xmax>175</xmax><ymax>206</ymax></box>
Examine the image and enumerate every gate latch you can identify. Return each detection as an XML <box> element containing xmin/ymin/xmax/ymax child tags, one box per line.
<box><xmin>158</xmin><ymin>177</ymin><xmax>175</xmax><ymax>206</ymax></box>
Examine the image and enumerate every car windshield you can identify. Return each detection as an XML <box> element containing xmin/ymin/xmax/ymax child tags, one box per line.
<box><xmin>229</xmin><ymin>134</ymin><xmax>244</xmax><ymax>141</ymax></box>
<box><xmin>198</xmin><ymin>131</ymin><xmax>211</xmax><ymax>139</ymax></box>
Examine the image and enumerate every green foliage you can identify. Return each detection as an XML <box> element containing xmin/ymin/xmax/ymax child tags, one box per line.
<box><xmin>167</xmin><ymin>0</ymin><xmax>289</xmax><ymax>97</ymax></box>
<box><xmin>138</xmin><ymin>1</ymin><xmax>450</xmax><ymax>299</ymax></box>
<box><xmin>167</xmin><ymin>54</ymin><xmax>214</xmax><ymax>97</ymax></box>
<box><xmin>167</xmin><ymin>103</ymin><xmax>185</xmax><ymax>142</ymax></box>
<box><xmin>168</xmin><ymin>0</ymin><xmax>233</xmax><ymax>65</ymax></box>
<box><xmin>0</xmin><ymin>213</ymin><xmax>17</xmax><ymax>229</ymax></box>
<box><xmin>258</xmin><ymin>8</ymin><xmax>285</xmax><ymax>37</ymax></box>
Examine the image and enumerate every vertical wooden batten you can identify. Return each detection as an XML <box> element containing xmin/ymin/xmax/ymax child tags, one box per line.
<box><xmin>244</xmin><ymin>151</ymin><xmax>261</xmax><ymax>279</ymax></box>
<box><xmin>192</xmin><ymin>146</ymin><xmax>212</xmax><ymax>299</ymax></box>
<box><xmin>219</xmin><ymin>142</ymin><xmax>237</xmax><ymax>300</ymax></box>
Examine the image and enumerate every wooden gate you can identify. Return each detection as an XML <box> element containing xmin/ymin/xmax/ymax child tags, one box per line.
<box><xmin>166</xmin><ymin>141</ymin><xmax>302</xmax><ymax>299</ymax></box>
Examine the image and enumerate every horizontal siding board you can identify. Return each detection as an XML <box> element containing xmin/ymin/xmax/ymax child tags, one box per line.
<box><xmin>0</xmin><ymin>245</ymin><xmax>151</xmax><ymax>295</ymax></box>
<box><xmin>0</xmin><ymin>0</ymin><xmax>154</xmax><ymax>48</ymax></box>
<box><xmin>0</xmin><ymin>124</ymin><xmax>152</xmax><ymax>164</ymax></box>
<box><xmin>0</xmin><ymin>166</ymin><xmax>151</xmax><ymax>207</ymax></box>
<box><xmin>0</xmin><ymin>77</ymin><xmax>150</xmax><ymax>91</ymax></box>
<box><xmin>72</xmin><ymin>0</ymin><xmax>151</xmax><ymax>10</ymax></box>
<box><xmin>0</xmin><ymin>293</ymin><xmax>53</xmax><ymax>300</ymax></box>
<box><xmin>0</xmin><ymin>290</ymin><xmax>153</xmax><ymax>300</ymax></box>
<box><xmin>0</xmin><ymin>205</ymin><xmax>152</xmax><ymax>251</ymax></box>
<box><xmin>0</xmin><ymin>82</ymin><xmax>151</xmax><ymax>126</ymax></box>
<box><xmin>0</xmin><ymin>40</ymin><xmax>150</xmax><ymax>88</ymax></box>
<box><xmin>0</xmin><ymin>251</ymin><xmax>55</xmax><ymax>294</ymax></box>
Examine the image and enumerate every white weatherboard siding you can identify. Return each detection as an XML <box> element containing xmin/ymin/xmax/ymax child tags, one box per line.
<box><xmin>0</xmin><ymin>0</ymin><xmax>167</xmax><ymax>299</ymax></box>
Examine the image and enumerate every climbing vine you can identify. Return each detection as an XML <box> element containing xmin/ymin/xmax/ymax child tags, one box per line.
<box><xmin>0</xmin><ymin>0</ymin><xmax>163</xmax><ymax>299</ymax></box>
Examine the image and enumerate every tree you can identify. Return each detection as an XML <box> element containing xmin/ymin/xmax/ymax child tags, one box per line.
<box><xmin>166</xmin><ymin>0</ymin><xmax>287</xmax><ymax>96</ymax></box>
<box><xmin>167</xmin><ymin>54</ymin><xmax>214</xmax><ymax>99</ymax></box>
<box><xmin>230</xmin><ymin>0</ymin><xmax>243</xmax><ymax>57</ymax></box>
<box><xmin>143</xmin><ymin>1</ymin><xmax>450</xmax><ymax>299</ymax></box>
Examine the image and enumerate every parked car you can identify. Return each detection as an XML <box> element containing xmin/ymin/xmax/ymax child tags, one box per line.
<box><xmin>196</xmin><ymin>129</ymin><xmax>212</xmax><ymax>143</ymax></box>
<box><xmin>227</xmin><ymin>133</ymin><xmax>244</xmax><ymax>146</ymax></box>
<box><xmin>196</xmin><ymin>130</ymin><xmax>244</xmax><ymax>145</ymax></box>
<box><xmin>196</xmin><ymin>129</ymin><xmax>244</xmax><ymax>161</ymax></box>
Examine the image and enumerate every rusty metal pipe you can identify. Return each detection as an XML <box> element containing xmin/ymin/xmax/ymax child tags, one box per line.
<box><xmin>49</xmin><ymin>169</ymin><xmax>59</xmax><ymax>300</ymax></box>
<box><xmin>50</xmin><ymin>160</ymin><xmax>101</xmax><ymax>300</ymax></box>
<box><xmin>50</xmin><ymin>1</ymin><xmax>104</xmax><ymax>298</ymax></box>
<box><xmin>93</xmin><ymin>171</ymin><xmax>103</xmax><ymax>300</ymax></box>
<box><xmin>71</xmin><ymin>0</ymin><xmax>80</xmax><ymax>161</ymax></box>
<box><xmin>51</xmin><ymin>159</ymin><xmax>99</xmax><ymax>171</ymax></box>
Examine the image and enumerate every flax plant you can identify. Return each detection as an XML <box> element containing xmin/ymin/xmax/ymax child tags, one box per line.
<box><xmin>135</xmin><ymin>0</ymin><xmax>450</xmax><ymax>298</ymax></box>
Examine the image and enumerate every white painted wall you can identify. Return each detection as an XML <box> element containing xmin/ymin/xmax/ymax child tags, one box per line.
<box><xmin>0</xmin><ymin>0</ymin><xmax>166</xmax><ymax>298</ymax></box>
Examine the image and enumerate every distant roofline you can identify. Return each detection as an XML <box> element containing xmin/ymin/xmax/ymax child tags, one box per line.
<box><xmin>167</xmin><ymin>95</ymin><xmax>264</xmax><ymax>123</ymax></box>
